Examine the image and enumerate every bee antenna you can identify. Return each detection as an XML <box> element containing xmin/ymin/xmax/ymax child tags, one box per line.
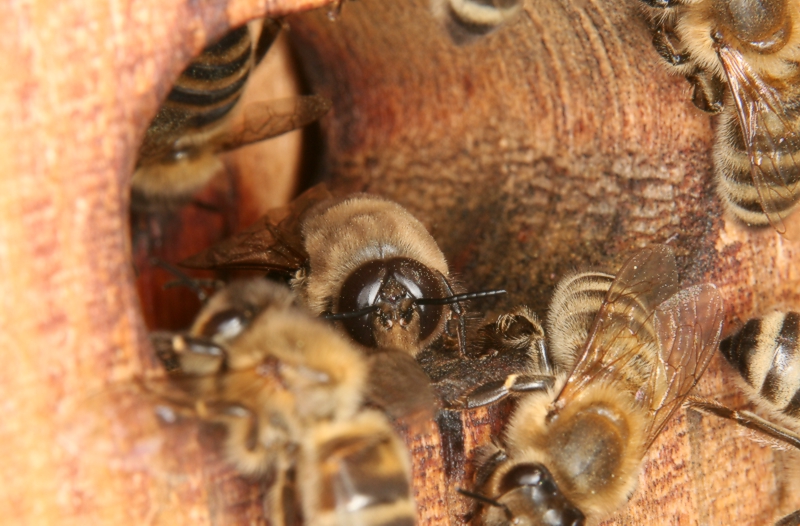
<box><xmin>457</xmin><ymin>488</ymin><xmax>513</xmax><ymax>520</ymax></box>
<box><xmin>150</xmin><ymin>257</ymin><xmax>210</xmax><ymax>302</ymax></box>
<box><xmin>414</xmin><ymin>289</ymin><xmax>507</xmax><ymax>306</ymax></box>
<box><xmin>322</xmin><ymin>304</ymin><xmax>381</xmax><ymax>320</ymax></box>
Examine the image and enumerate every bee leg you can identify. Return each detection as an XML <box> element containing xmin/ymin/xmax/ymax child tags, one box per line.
<box><xmin>776</xmin><ymin>509</ymin><xmax>800</xmax><ymax>526</ymax></box>
<box><xmin>463</xmin><ymin>374</ymin><xmax>554</xmax><ymax>409</ymax></box>
<box><xmin>685</xmin><ymin>396</ymin><xmax>800</xmax><ymax>450</ymax></box>
<box><xmin>652</xmin><ymin>24</ymin><xmax>690</xmax><ymax>66</ymax></box>
<box><xmin>438</xmin><ymin>274</ymin><xmax>469</xmax><ymax>356</ymax></box>
<box><xmin>686</xmin><ymin>70</ymin><xmax>726</xmax><ymax>114</ymax></box>
<box><xmin>150</xmin><ymin>332</ymin><xmax>226</xmax><ymax>376</ymax></box>
<box><xmin>150</xmin><ymin>257</ymin><xmax>223</xmax><ymax>302</ymax></box>
<box><xmin>212</xmin><ymin>403</ymin><xmax>283</xmax><ymax>478</ymax></box>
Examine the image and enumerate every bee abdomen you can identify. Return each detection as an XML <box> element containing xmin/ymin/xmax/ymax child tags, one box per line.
<box><xmin>714</xmin><ymin>105</ymin><xmax>800</xmax><ymax>227</ymax></box>
<box><xmin>313</xmin><ymin>413</ymin><xmax>415</xmax><ymax>526</ymax></box>
<box><xmin>721</xmin><ymin>311</ymin><xmax>800</xmax><ymax>418</ymax></box>
<box><xmin>435</xmin><ymin>0</ymin><xmax>522</xmax><ymax>44</ymax></box>
<box><xmin>547</xmin><ymin>271</ymin><xmax>615</xmax><ymax>363</ymax></box>
<box><xmin>154</xmin><ymin>25</ymin><xmax>255</xmax><ymax>131</ymax></box>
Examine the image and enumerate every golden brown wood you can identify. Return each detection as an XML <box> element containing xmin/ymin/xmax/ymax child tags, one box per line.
<box><xmin>0</xmin><ymin>0</ymin><xmax>335</xmax><ymax>524</ymax></box>
<box><xmin>286</xmin><ymin>0</ymin><xmax>800</xmax><ymax>524</ymax></box>
<box><xmin>3</xmin><ymin>0</ymin><xmax>799</xmax><ymax>524</ymax></box>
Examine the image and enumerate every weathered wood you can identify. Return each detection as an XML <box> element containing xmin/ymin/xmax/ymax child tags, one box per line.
<box><xmin>2</xmin><ymin>0</ymin><xmax>799</xmax><ymax>524</ymax></box>
<box><xmin>0</xmin><ymin>1</ymin><xmax>334</xmax><ymax>524</ymax></box>
<box><xmin>287</xmin><ymin>0</ymin><xmax>800</xmax><ymax>524</ymax></box>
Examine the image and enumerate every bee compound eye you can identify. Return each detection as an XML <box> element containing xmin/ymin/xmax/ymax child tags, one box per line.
<box><xmin>338</xmin><ymin>259</ymin><xmax>388</xmax><ymax>347</ymax></box>
<box><xmin>337</xmin><ymin>257</ymin><xmax>447</xmax><ymax>347</ymax></box>
<box><xmin>387</xmin><ymin>258</ymin><xmax>446</xmax><ymax>341</ymax></box>
<box><xmin>199</xmin><ymin>307</ymin><xmax>253</xmax><ymax>341</ymax></box>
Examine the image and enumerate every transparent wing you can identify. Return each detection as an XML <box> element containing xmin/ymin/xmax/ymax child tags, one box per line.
<box><xmin>645</xmin><ymin>283</ymin><xmax>724</xmax><ymax>447</ymax></box>
<box><xmin>207</xmin><ymin>94</ymin><xmax>332</xmax><ymax>153</ymax></box>
<box><xmin>365</xmin><ymin>350</ymin><xmax>438</xmax><ymax>421</ymax></box>
<box><xmin>137</xmin><ymin>95</ymin><xmax>331</xmax><ymax>167</ymax></box>
<box><xmin>181</xmin><ymin>184</ymin><xmax>334</xmax><ymax>271</ymax></box>
<box><xmin>553</xmin><ymin>246</ymin><xmax>724</xmax><ymax>451</ymax></box>
<box><xmin>718</xmin><ymin>43</ymin><xmax>800</xmax><ymax>234</ymax></box>
<box><xmin>554</xmin><ymin>245</ymin><xmax>680</xmax><ymax>406</ymax></box>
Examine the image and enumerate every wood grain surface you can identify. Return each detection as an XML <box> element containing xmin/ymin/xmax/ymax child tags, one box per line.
<box><xmin>1</xmin><ymin>0</ymin><xmax>798</xmax><ymax>524</ymax></box>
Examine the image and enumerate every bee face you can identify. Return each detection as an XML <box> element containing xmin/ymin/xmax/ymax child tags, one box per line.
<box><xmin>151</xmin><ymin>279</ymin><xmax>415</xmax><ymax>525</ymax></box>
<box><xmin>643</xmin><ymin>0</ymin><xmax>800</xmax><ymax>233</ymax></box>
<box><xmin>337</xmin><ymin>257</ymin><xmax>447</xmax><ymax>351</ymax></box>
<box><xmin>469</xmin><ymin>246</ymin><xmax>724</xmax><ymax>524</ymax></box>
<box><xmin>183</xmin><ymin>188</ymin><xmax>497</xmax><ymax>356</ymax></box>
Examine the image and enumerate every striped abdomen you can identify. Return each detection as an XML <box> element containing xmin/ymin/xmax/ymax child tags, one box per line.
<box><xmin>713</xmin><ymin>103</ymin><xmax>800</xmax><ymax>228</ymax></box>
<box><xmin>305</xmin><ymin>411</ymin><xmax>415</xmax><ymax>526</ymax></box>
<box><xmin>139</xmin><ymin>24</ymin><xmax>266</xmax><ymax>162</ymax></box>
<box><xmin>547</xmin><ymin>268</ymin><xmax>663</xmax><ymax>392</ymax></box>
<box><xmin>721</xmin><ymin>311</ymin><xmax>800</xmax><ymax>420</ymax></box>
<box><xmin>433</xmin><ymin>0</ymin><xmax>522</xmax><ymax>44</ymax></box>
<box><xmin>546</xmin><ymin>271</ymin><xmax>615</xmax><ymax>372</ymax></box>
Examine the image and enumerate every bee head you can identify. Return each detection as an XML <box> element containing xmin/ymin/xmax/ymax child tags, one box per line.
<box><xmin>494</xmin><ymin>463</ymin><xmax>585</xmax><ymax>526</ymax></box>
<box><xmin>333</xmin><ymin>257</ymin><xmax>447</xmax><ymax>353</ymax></box>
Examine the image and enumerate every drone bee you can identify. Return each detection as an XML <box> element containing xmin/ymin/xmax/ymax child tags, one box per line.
<box><xmin>464</xmin><ymin>245</ymin><xmax>725</xmax><ymax>525</ymax></box>
<box><xmin>430</xmin><ymin>0</ymin><xmax>523</xmax><ymax>45</ymax></box>
<box><xmin>642</xmin><ymin>0</ymin><xmax>800</xmax><ymax>233</ymax></box>
<box><xmin>133</xmin><ymin>20</ymin><xmax>331</xmax><ymax>208</ymax></box>
<box><xmin>686</xmin><ymin>310</ymin><xmax>800</xmax><ymax>526</ymax></box>
<box><xmin>151</xmin><ymin>279</ymin><xmax>416</xmax><ymax>526</ymax></box>
<box><xmin>182</xmin><ymin>185</ymin><xmax>504</xmax><ymax>356</ymax></box>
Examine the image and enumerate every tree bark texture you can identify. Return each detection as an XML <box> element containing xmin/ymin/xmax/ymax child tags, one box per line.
<box><xmin>287</xmin><ymin>1</ymin><xmax>800</xmax><ymax>524</ymax></box>
<box><xmin>0</xmin><ymin>1</ymin><xmax>335</xmax><ymax>524</ymax></box>
<box><xmin>1</xmin><ymin>0</ymin><xmax>798</xmax><ymax>524</ymax></box>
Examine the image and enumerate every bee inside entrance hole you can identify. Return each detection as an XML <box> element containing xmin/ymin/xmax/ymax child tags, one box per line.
<box><xmin>131</xmin><ymin>18</ymin><xmax>332</xmax><ymax>332</ymax></box>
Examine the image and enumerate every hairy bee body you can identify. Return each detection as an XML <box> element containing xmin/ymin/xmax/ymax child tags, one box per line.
<box><xmin>133</xmin><ymin>21</ymin><xmax>329</xmax><ymax>206</ymax></box>
<box><xmin>183</xmin><ymin>188</ymin><xmax>500</xmax><ymax>356</ymax></box>
<box><xmin>153</xmin><ymin>279</ymin><xmax>415</xmax><ymax>525</ymax></box>
<box><xmin>643</xmin><ymin>0</ymin><xmax>800</xmax><ymax>231</ymax></box>
<box><xmin>690</xmin><ymin>310</ymin><xmax>800</xmax><ymax>525</ymax></box>
<box><xmin>430</xmin><ymin>0</ymin><xmax>523</xmax><ymax>44</ymax></box>
<box><xmin>469</xmin><ymin>246</ymin><xmax>724</xmax><ymax>525</ymax></box>
<box><xmin>720</xmin><ymin>311</ymin><xmax>800</xmax><ymax>424</ymax></box>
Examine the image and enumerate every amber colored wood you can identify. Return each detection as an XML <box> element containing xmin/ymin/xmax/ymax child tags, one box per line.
<box><xmin>0</xmin><ymin>1</ymin><xmax>334</xmax><ymax>524</ymax></box>
<box><xmin>2</xmin><ymin>0</ymin><xmax>799</xmax><ymax>525</ymax></box>
<box><xmin>286</xmin><ymin>0</ymin><xmax>800</xmax><ymax>524</ymax></box>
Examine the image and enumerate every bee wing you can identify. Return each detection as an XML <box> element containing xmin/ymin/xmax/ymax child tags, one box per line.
<box><xmin>137</xmin><ymin>95</ymin><xmax>331</xmax><ymax>167</ymax></box>
<box><xmin>554</xmin><ymin>245</ymin><xmax>680</xmax><ymax>411</ymax></box>
<box><xmin>366</xmin><ymin>350</ymin><xmax>438</xmax><ymax>421</ymax></box>
<box><xmin>204</xmin><ymin>94</ymin><xmax>332</xmax><ymax>154</ymax></box>
<box><xmin>717</xmin><ymin>44</ymin><xmax>800</xmax><ymax>234</ymax></box>
<box><xmin>181</xmin><ymin>183</ymin><xmax>334</xmax><ymax>271</ymax></box>
<box><xmin>644</xmin><ymin>283</ymin><xmax>723</xmax><ymax>447</ymax></box>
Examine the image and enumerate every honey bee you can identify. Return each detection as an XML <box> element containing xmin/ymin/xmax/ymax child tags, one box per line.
<box><xmin>686</xmin><ymin>310</ymin><xmax>800</xmax><ymax>526</ymax></box>
<box><xmin>642</xmin><ymin>0</ymin><xmax>800</xmax><ymax>233</ymax></box>
<box><xmin>133</xmin><ymin>20</ymin><xmax>331</xmax><ymax>208</ymax></box>
<box><xmin>151</xmin><ymin>278</ymin><xmax>416</xmax><ymax>526</ymax></box>
<box><xmin>463</xmin><ymin>245</ymin><xmax>725</xmax><ymax>524</ymax></box>
<box><xmin>182</xmin><ymin>185</ymin><xmax>505</xmax><ymax>356</ymax></box>
<box><xmin>430</xmin><ymin>0</ymin><xmax>523</xmax><ymax>45</ymax></box>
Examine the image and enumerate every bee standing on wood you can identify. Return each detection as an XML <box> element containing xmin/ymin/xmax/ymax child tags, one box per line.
<box><xmin>642</xmin><ymin>0</ymin><xmax>800</xmax><ymax>233</ymax></box>
<box><xmin>463</xmin><ymin>245</ymin><xmax>724</xmax><ymax>525</ymax></box>
<box><xmin>151</xmin><ymin>279</ymin><xmax>417</xmax><ymax>526</ymax></box>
